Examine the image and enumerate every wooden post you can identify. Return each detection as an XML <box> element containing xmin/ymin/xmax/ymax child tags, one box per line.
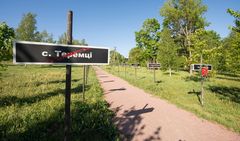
<box><xmin>200</xmin><ymin>54</ymin><xmax>204</xmax><ymax>106</ymax></box>
<box><xmin>124</xmin><ymin>64</ymin><xmax>126</xmax><ymax>78</ymax></box>
<box><xmin>64</xmin><ymin>10</ymin><xmax>72</xmax><ymax>141</ymax></box>
<box><xmin>118</xmin><ymin>64</ymin><xmax>119</xmax><ymax>74</ymax></box>
<box><xmin>85</xmin><ymin>65</ymin><xmax>89</xmax><ymax>85</ymax></box>
<box><xmin>83</xmin><ymin>65</ymin><xmax>86</xmax><ymax>100</ymax></box>
<box><xmin>135</xmin><ymin>67</ymin><xmax>137</xmax><ymax>79</ymax></box>
<box><xmin>153</xmin><ymin>68</ymin><xmax>156</xmax><ymax>83</ymax></box>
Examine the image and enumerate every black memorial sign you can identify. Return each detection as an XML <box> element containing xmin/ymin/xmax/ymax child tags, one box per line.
<box><xmin>191</xmin><ymin>64</ymin><xmax>212</xmax><ymax>71</ymax></box>
<box><xmin>131</xmin><ymin>63</ymin><xmax>140</xmax><ymax>67</ymax></box>
<box><xmin>148</xmin><ymin>63</ymin><xmax>161</xmax><ymax>69</ymax></box>
<box><xmin>13</xmin><ymin>41</ymin><xmax>109</xmax><ymax>65</ymax></box>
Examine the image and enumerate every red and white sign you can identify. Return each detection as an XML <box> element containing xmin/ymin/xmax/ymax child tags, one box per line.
<box><xmin>201</xmin><ymin>67</ymin><xmax>208</xmax><ymax>77</ymax></box>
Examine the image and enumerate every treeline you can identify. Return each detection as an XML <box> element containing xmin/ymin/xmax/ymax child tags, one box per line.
<box><xmin>0</xmin><ymin>12</ymin><xmax>87</xmax><ymax>69</ymax></box>
<box><xmin>127</xmin><ymin>0</ymin><xmax>240</xmax><ymax>74</ymax></box>
<box><xmin>14</xmin><ymin>12</ymin><xmax>88</xmax><ymax>45</ymax></box>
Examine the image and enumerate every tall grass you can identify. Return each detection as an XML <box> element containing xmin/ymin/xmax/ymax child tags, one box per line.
<box><xmin>0</xmin><ymin>65</ymin><xmax>118</xmax><ymax>141</ymax></box>
<box><xmin>104</xmin><ymin>66</ymin><xmax>240</xmax><ymax>133</ymax></box>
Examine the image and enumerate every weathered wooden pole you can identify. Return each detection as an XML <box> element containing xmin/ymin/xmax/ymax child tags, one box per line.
<box><xmin>65</xmin><ymin>10</ymin><xmax>72</xmax><ymax>141</ymax></box>
<box><xmin>200</xmin><ymin>54</ymin><xmax>204</xmax><ymax>106</ymax></box>
<box><xmin>153</xmin><ymin>68</ymin><xmax>156</xmax><ymax>83</ymax></box>
<box><xmin>85</xmin><ymin>65</ymin><xmax>89</xmax><ymax>84</ymax></box>
<box><xmin>124</xmin><ymin>64</ymin><xmax>126</xmax><ymax>78</ymax></box>
<box><xmin>135</xmin><ymin>67</ymin><xmax>137</xmax><ymax>79</ymax></box>
<box><xmin>118</xmin><ymin>64</ymin><xmax>120</xmax><ymax>74</ymax></box>
<box><xmin>83</xmin><ymin>65</ymin><xmax>86</xmax><ymax>100</ymax></box>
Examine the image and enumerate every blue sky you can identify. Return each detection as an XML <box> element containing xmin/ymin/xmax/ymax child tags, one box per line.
<box><xmin>0</xmin><ymin>0</ymin><xmax>239</xmax><ymax>57</ymax></box>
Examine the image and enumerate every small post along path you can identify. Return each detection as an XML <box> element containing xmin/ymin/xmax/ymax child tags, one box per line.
<box><xmin>94</xmin><ymin>66</ymin><xmax>240</xmax><ymax>141</ymax></box>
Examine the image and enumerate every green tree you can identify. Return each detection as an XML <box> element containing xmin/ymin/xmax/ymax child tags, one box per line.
<box><xmin>222</xmin><ymin>32</ymin><xmax>240</xmax><ymax>73</ymax></box>
<box><xmin>128</xmin><ymin>47</ymin><xmax>146</xmax><ymax>66</ymax></box>
<box><xmin>160</xmin><ymin>0</ymin><xmax>208</xmax><ymax>67</ymax></box>
<box><xmin>72</xmin><ymin>39</ymin><xmax>88</xmax><ymax>45</ymax></box>
<box><xmin>227</xmin><ymin>9</ymin><xmax>240</xmax><ymax>33</ymax></box>
<box><xmin>190</xmin><ymin>29</ymin><xmax>221</xmax><ymax>66</ymax></box>
<box><xmin>189</xmin><ymin>28</ymin><xmax>221</xmax><ymax>75</ymax></box>
<box><xmin>15</xmin><ymin>13</ymin><xmax>39</xmax><ymax>41</ymax></box>
<box><xmin>37</xmin><ymin>30</ymin><xmax>55</xmax><ymax>43</ymax></box>
<box><xmin>0</xmin><ymin>22</ymin><xmax>15</xmax><ymax>69</ymax></box>
<box><xmin>57</xmin><ymin>32</ymin><xmax>67</xmax><ymax>44</ymax></box>
<box><xmin>110</xmin><ymin>50</ymin><xmax>125</xmax><ymax>65</ymax></box>
<box><xmin>158</xmin><ymin>29</ymin><xmax>182</xmax><ymax>76</ymax></box>
<box><xmin>135</xmin><ymin>18</ymin><xmax>161</xmax><ymax>63</ymax></box>
<box><xmin>221</xmin><ymin>9</ymin><xmax>240</xmax><ymax>73</ymax></box>
<box><xmin>58</xmin><ymin>32</ymin><xmax>87</xmax><ymax>45</ymax></box>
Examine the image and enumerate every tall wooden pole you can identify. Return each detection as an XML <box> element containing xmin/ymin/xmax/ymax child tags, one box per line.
<box><xmin>200</xmin><ymin>54</ymin><xmax>204</xmax><ymax>106</ymax></box>
<box><xmin>83</xmin><ymin>65</ymin><xmax>86</xmax><ymax>100</ymax></box>
<box><xmin>124</xmin><ymin>64</ymin><xmax>126</xmax><ymax>78</ymax></box>
<box><xmin>153</xmin><ymin>68</ymin><xmax>156</xmax><ymax>83</ymax></box>
<box><xmin>135</xmin><ymin>67</ymin><xmax>137</xmax><ymax>79</ymax></box>
<box><xmin>85</xmin><ymin>65</ymin><xmax>89</xmax><ymax>84</ymax></box>
<box><xmin>64</xmin><ymin>10</ymin><xmax>72</xmax><ymax>141</ymax></box>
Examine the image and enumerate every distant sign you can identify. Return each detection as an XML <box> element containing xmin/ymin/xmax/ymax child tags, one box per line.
<box><xmin>131</xmin><ymin>63</ymin><xmax>140</xmax><ymax>67</ymax></box>
<box><xmin>148</xmin><ymin>63</ymin><xmax>161</xmax><ymax>69</ymax></box>
<box><xmin>191</xmin><ymin>64</ymin><xmax>212</xmax><ymax>71</ymax></box>
<box><xmin>121</xmin><ymin>63</ymin><xmax>129</xmax><ymax>66</ymax></box>
<box><xmin>13</xmin><ymin>41</ymin><xmax>109</xmax><ymax>65</ymax></box>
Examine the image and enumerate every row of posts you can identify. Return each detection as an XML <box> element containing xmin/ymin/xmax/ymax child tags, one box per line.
<box><xmin>111</xmin><ymin>63</ymin><xmax>206</xmax><ymax>106</ymax></box>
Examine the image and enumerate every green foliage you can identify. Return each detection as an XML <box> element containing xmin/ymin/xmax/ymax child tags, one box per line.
<box><xmin>227</xmin><ymin>9</ymin><xmax>240</xmax><ymax>33</ymax></box>
<box><xmin>15</xmin><ymin>13</ymin><xmax>56</xmax><ymax>43</ymax></box>
<box><xmin>15</xmin><ymin>13</ymin><xmax>39</xmax><ymax>41</ymax></box>
<box><xmin>0</xmin><ymin>22</ymin><xmax>14</xmax><ymax>69</ymax></box>
<box><xmin>157</xmin><ymin>29</ymin><xmax>183</xmax><ymax>75</ymax></box>
<box><xmin>0</xmin><ymin>66</ymin><xmax>118</xmax><ymax>140</ymax></box>
<box><xmin>222</xmin><ymin>32</ymin><xmax>240</xmax><ymax>73</ymax></box>
<box><xmin>76</xmin><ymin>39</ymin><xmax>88</xmax><ymax>46</ymax></box>
<box><xmin>57</xmin><ymin>32</ymin><xmax>67</xmax><ymax>44</ymax></box>
<box><xmin>104</xmin><ymin>66</ymin><xmax>240</xmax><ymax>133</ymax></box>
<box><xmin>189</xmin><ymin>29</ymin><xmax>221</xmax><ymax>64</ymax></box>
<box><xmin>58</xmin><ymin>32</ymin><xmax>87</xmax><ymax>45</ymax></box>
<box><xmin>128</xmin><ymin>47</ymin><xmax>146</xmax><ymax>66</ymax></box>
<box><xmin>36</xmin><ymin>30</ymin><xmax>55</xmax><ymax>43</ymax></box>
<box><xmin>160</xmin><ymin>0</ymin><xmax>208</xmax><ymax>64</ymax></box>
<box><xmin>110</xmin><ymin>50</ymin><xmax>125</xmax><ymax>65</ymax></box>
<box><xmin>135</xmin><ymin>18</ymin><xmax>161</xmax><ymax>62</ymax></box>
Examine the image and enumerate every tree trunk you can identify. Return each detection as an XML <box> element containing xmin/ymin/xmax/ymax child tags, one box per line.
<box><xmin>186</xmin><ymin>32</ymin><xmax>192</xmax><ymax>74</ymax></box>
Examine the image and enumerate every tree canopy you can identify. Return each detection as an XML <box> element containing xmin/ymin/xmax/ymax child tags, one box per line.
<box><xmin>128</xmin><ymin>47</ymin><xmax>145</xmax><ymax>66</ymax></box>
<box><xmin>58</xmin><ymin>32</ymin><xmax>87</xmax><ymax>45</ymax></box>
<box><xmin>135</xmin><ymin>18</ymin><xmax>161</xmax><ymax>63</ymax></box>
<box><xmin>0</xmin><ymin>22</ymin><xmax>14</xmax><ymax>69</ymax></box>
<box><xmin>160</xmin><ymin>0</ymin><xmax>208</xmax><ymax>65</ymax></box>
<box><xmin>15</xmin><ymin>12</ymin><xmax>55</xmax><ymax>43</ymax></box>
<box><xmin>158</xmin><ymin>28</ymin><xmax>183</xmax><ymax>76</ymax></box>
<box><xmin>15</xmin><ymin>13</ymin><xmax>38</xmax><ymax>41</ymax></box>
<box><xmin>227</xmin><ymin>9</ymin><xmax>240</xmax><ymax>33</ymax></box>
<box><xmin>110</xmin><ymin>50</ymin><xmax>125</xmax><ymax>65</ymax></box>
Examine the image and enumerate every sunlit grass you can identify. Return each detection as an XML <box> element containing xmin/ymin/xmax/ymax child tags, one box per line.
<box><xmin>103</xmin><ymin>65</ymin><xmax>240</xmax><ymax>133</ymax></box>
<box><xmin>0</xmin><ymin>65</ymin><xmax>118</xmax><ymax>141</ymax></box>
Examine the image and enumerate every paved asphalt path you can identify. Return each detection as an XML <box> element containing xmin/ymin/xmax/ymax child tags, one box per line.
<box><xmin>94</xmin><ymin>67</ymin><xmax>240</xmax><ymax>141</ymax></box>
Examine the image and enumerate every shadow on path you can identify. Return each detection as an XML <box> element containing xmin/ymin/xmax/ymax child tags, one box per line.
<box><xmin>109</xmin><ymin>88</ymin><xmax>126</xmax><ymax>91</ymax></box>
<box><xmin>113</xmin><ymin>103</ymin><xmax>161</xmax><ymax>141</ymax></box>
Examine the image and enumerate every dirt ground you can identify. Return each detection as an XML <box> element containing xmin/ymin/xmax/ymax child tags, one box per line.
<box><xmin>94</xmin><ymin>67</ymin><xmax>240</xmax><ymax>141</ymax></box>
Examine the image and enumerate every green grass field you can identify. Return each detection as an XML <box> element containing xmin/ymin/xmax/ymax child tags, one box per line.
<box><xmin>0</xmin><ymin>65</ymin><xmax>118</xmax><ymax>141</ymax></box>
<box><xmin>103</xmin><ymin>65</ymin><xmax>240</xmax><ymax>133</ymax></box>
